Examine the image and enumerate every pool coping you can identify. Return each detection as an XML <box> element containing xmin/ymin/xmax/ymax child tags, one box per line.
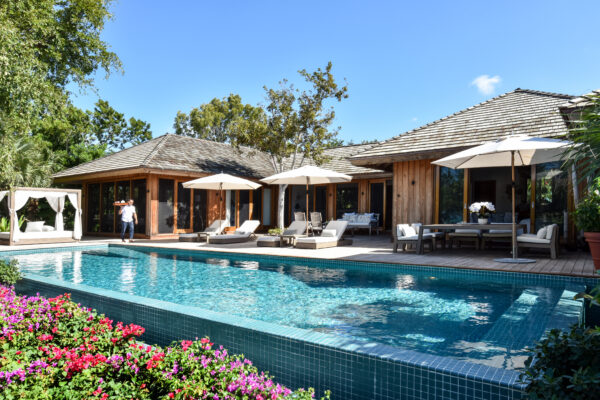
<box><xmin>7</xmin><ymin>243</ymin><xmax>593</xmax><ymax>392</ymax></box>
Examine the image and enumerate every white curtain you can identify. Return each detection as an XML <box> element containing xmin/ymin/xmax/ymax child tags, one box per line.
<box><xmin>46</xmin><ymin>195</ymin><xmax>65</xmax><ymax>231</ymax></box>
<box><xmin>10</xmin><ymin>191</ymin><xmax>32</xmax><ymax>241</ymax></box>
<box><xmin>67</xmin><ymin>192</ymin><xmax>82</xmax><ymax>240</ymax></box>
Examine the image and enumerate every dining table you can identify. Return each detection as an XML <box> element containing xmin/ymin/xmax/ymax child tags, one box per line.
<box><xmin>416</xmin><ymin>223</ymin><xmax>525</xmax><ymax>255</ymax></box>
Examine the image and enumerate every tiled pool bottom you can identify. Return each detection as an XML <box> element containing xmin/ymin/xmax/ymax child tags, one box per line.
<box><xmin>9</xmin><ymin>245</ymin><xmax>595</xmax><ymax>400</ymax></box>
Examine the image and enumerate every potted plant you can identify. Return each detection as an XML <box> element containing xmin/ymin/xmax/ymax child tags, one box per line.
<box><xmin>469</xmin><ymin>202</ymin><xmax>495</xmax><ymax>224</ymax></box>
<box><xmin>574</xmin><ymin>179</ymin><xmax>600</xmax><ymax>270</ymax></box>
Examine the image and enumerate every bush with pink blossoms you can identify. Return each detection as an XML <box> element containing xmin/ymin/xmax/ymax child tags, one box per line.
<box><xmin>0</xmin><ymin>286</ymin><xmax>330</xmax><ymax>399</ymax></box>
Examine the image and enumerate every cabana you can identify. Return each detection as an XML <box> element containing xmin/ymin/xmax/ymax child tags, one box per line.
<box><xmin>0</xmin><ymin>187</ymin><xmax>82</xmax><ymax>246</ymax></box>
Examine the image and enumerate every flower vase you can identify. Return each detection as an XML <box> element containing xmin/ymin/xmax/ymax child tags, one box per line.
<box><xmin>478</xmin><ymin>218</ymin><xmax>489</xmax><ymax>224</ymax></box>
<box><xmin>584</xmin><ymin>232</ymin><xmax>600</xmax><ymax>270</ymax></box>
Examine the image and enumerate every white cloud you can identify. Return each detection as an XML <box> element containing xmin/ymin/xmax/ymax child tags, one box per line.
<box><xmin>411</xmin><ymin>117</ymin><xmax>418</xmax><ymax>122</ymax></box>
<box><xmin>471</xmin><ymin>75</ymin><xmax>501</xmax><ymax>95</ymax></box>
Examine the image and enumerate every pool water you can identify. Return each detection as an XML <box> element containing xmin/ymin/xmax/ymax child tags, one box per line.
<box><xmin>4</xmin><ymin>246</ymin><xmax>583</xmax><ymax>370</ymax></box>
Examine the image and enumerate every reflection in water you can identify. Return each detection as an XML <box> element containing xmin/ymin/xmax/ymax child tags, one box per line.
<box><xmin>119</xmin><ymin>260</ymin><xmax>137</xmax><ymax>294</ymax></box>
<box><xmin>73</xmin><ymin>251</ymin><xmax>82</xmax><ymax>284</ymax></box>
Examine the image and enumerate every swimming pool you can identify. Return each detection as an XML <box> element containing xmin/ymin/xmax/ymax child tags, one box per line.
<box><xmin>3</xmin><ymin>244</ymin><xmax>586</xmax><ymax>371</ymax></box>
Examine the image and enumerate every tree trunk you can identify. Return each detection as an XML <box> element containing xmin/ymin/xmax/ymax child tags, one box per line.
<box><xmin>277</xmin><ymin>184</ymin><xmax>288</xmax><ymax>229</ymax></box>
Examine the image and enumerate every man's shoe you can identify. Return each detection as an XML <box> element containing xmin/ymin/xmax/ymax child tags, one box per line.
<box><xmin>121</xmin><ymin>239</ymin><xmax>125</xmax><ymax>242</ymax></box>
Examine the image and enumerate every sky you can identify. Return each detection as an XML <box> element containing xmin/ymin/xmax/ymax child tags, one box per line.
<box><xmin>71</xmin><ymin>0</ymin><xmax>600</xmax><ymax>144</ymax></box>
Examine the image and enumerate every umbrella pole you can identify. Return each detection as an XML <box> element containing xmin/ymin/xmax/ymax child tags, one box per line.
<box><xmin>219</xmin><ymin>183</ymin><xmax>223</xmax><ymax>228</ymax></box>
<box><xmin>306</xmin><ymin>178</ymin><xmax>309</xmax><ymax>236</ymax></box>
<box><xmin>511</xmin><ymin>151</ymin><xmax>517</xmax><ymax>259</ymax></box>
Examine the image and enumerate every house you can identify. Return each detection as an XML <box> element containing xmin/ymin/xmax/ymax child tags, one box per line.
<box><xmin>350</xmin><ymin>89</ymin><xmax>577</xmax><ymax>243</ymax></box>
<box><xmin>54</xmin><ymin>88</ymin><xmax>588</xmax><ymax>244</ymax></box>
<box><xmin>53</xmin><ymin>135</ymin><xmax>390</xmax><ymax>239</ymax></box>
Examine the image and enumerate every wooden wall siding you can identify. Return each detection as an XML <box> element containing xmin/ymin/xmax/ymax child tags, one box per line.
<box><xmin>326</xmin><ymin>184</ymin><xmax>335</xmax><ymax>221</ymax></box>
<box><xmin>358</xmin><ymin>180</ymin><xmax>369</xmax><ymax>213</ymax></box>
<box><xmin>206</xmin><ymin>190</ymin><xmax>226</xmax><ymax>225</ymax></box>
<box><xmin>392</xmin><ymin>160</ymin><xmax>435</xmax><ymax>226</ymax></box>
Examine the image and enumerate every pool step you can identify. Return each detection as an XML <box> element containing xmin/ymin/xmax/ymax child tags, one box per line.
<box><xmin>481</xmin><ymin>288</ymin><xmax>562</xmax><ymax>349</ymax></box>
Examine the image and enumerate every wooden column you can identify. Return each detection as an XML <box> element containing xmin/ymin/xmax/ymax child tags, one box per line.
<box><xmin>148</xmin><ymin>175</ymin><xmax>159</xmax><ymax>236</ymax></box>
<box><xmin>530</xmin><ymin>165</ymin><xmax>536</xmax><ymax>234</ymax></box>
<box><xmin>463</xmin><ymin>168</ymin><xmax>470</xmax><ymax>222</ymax></box>
<box><xmin>327</xmin><ymin>184</ymin><xmax>335</xmax><ymax>221</ymax></box>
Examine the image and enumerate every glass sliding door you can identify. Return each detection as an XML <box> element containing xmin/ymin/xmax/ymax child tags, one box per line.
<box><xmin>369</xmin><ymin>182</ymin><xmax>384</xmax><ymax>227</ymax></box>
<box><xmin>314</xmin><ymin>186</ymin><xmax>327</xmax><ymax>219</ymax></box>
<box><xmin>534</xmin><ymin>162</ymin><xmax>568</xmax><ymax>235</ymax></box>
<box><xmin>385</xmin><ymin>180</ymin><xmax>393</xmax><ymax>230</ymax></box>
<box><xmin>239</xmin><ymin>190</ymin><xmax>250</xmax><ymax>224</ymax></box>
<box><xmin>251</xmin><ymin>189</ymin><xmax>262</xmax><ymax>222</ymax></box>
<box><xmin>100</xmin><ymin>182</ymin><xmax>115</xmax><ymax>232</ymax></box>
<box><xmin>193</xmin><ymin>189</ymin><xmax>207</xmax><ymax>232</ymax></box>
<box><xmin>132</xmin><ymin>179</ymin><xmax>146</xmax><ymax>234</ymax></box>
<box><xmin>176</xmin><ymin>182</ymin><xmax>191</xmax><ymax>230</ymax></box>
<box><xmin>87</xmin><ymin>183</ymin><xmax>101</xmax><ymax>233</ymax></box>
<box><xmin>336</xmin><ymin>183</ymin><xmax>359</xmax><ymax>219</ymax></box>
<box><xmin>438</xmin><ymin>167</ymin><xmax>463</xmax><ymax>223</ymax></box>
<box><xmin>158</xmin><ymin>179</ymin><xmax>175</xmax><ymax>234</ymax></box>
<box><xmin>116</xmin><ymin>181</ymin><xmax>130</xmax><ymax>204</ymax></box>
<box><xmin>228</xmin><ymin>190</ymin><xmax>236</xmax><ymax>227</ymax></box>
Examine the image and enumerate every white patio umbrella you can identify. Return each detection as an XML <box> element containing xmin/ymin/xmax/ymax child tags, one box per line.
<box><xmin>183</xmin><ymin>173</ymin><xmax>261</xmax><ymax>227</ymax></box>
<box><xmin>260</xmin><ymin>165</ymin><xmax>352</xmax><ymax>234</ymax></box>
<box><xmin>433</xmin><ymin>135</ymin><xmax>571</xmax><ymax>263</ymax></box>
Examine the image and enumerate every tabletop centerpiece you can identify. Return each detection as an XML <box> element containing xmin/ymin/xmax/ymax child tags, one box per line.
<box><xmin>469</xmin><ymin>202</ymin><xmax>495</xmax><ymax>224</ymax></box>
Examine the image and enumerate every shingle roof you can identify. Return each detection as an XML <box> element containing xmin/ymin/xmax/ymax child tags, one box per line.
<box><xmin>322</xmin><ymin>143</ymin><xmax>387</xmax><ymax>175</ymax></box>
<box><xmin>351</xmin><ymin>89</ymin><xmax>575</xmax><ymax>165</ymax></box>
<box><xmin>53</xmin><ymin>134</ymin><xmax>276</xmax><ymax>179</ymax></box>
<box><xmin>53</xmin><ymin>134</ymin><xmax>387</xmax><ymax>180</ymax></box>
<box><xmin>561</xmin><ymin>89</ymin><xmax>600</xmax><ymax>108</ymax></box>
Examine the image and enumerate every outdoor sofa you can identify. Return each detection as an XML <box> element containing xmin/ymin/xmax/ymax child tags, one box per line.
<box><xmin>256</xmin><ymin>221</ymin><xmax>307</xmax><ymax>247</ymax></box>
<box><xmin>338</xmin><ymin>213</ymin><xmax>379</xmax><ymax>235</ymax></box>
<box><xmin>295</xmin><ymin>220</ymin><xmax>351</xmax><ymax>249</ymax></box>
<box><xmin>517</xmin><ymin>224</ymin><xmax>559</xmax><ymax>259</ymax></box>
<box><xmin>208</xmin><ymin>220</ymin><xmax>260</xmax><ymax>244</ymax></box>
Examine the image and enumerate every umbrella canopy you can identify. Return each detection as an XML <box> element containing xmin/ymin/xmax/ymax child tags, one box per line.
<box><xmin>261</xmin><ymin>166</ymin><xmax>352</xmax><ymax>233</ymax></box>
<box><xmin>261</xmin><ymin>165</ymin><xmax>351</xmax><ymax>185</ymax></box>
<box><xmin>433</xmin><ymin>135</ymin><xmax>571</xmax><ymax>263</ymax></box>
<box><xmin>183</xmin><ymin>173</ymin><xmax>261</xmax><ymax>225</ymax></box>
<box><xmin>182</xmin><ymin>173</ymin><xmax>261</xmax><ymax>190</ymax></box>
<box><xmin>433</xmin><ymin>135</ymin><xmax>570</xmax><ymax>169</ymax></box>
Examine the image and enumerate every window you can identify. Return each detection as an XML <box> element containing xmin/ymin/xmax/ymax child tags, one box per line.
<box><xmin>315</xmin><ymin>186</ymin><xmax>327</xmax><ymax>218</ymax></box>
<box><xmin>369</xmin><ymin>182</ymin><xmax>384</xmax><ymax>227</ymax></box>
<box><xmin>439</xmin><ymin>167</ymin><xmax>464</xmax><ymax>224</ymax></box>
<box><xmin>177</xmin><ymin>182</ymin><xmax>191</xmax><ymax>230</ymax></box>
<box><xmin>239</xmin><ymin>190</ymin><xmax>250</xmax><ymax>224</ymax></box>
<box><xmin>158</xmin><ymin>179</ymin><xmax>174</xmax><ymax>233</ymax></box>
<box><xmin>228</xmin><ymin>190</ymin><xmax>236</xmax><ymax>226</ymax></box>
<box><xmin>261</xmin><ymin>188</ymin><xmax>271</xmax><ymax>226</ymax></box>
<box><xmin>336</xmin><ymin>183</ymin><xmax>359</xmax><ymax>219</ymax></box>
<box><xmin>100</xmin><ymin>182</ymin><xmax>115</xmax><ymax>232</ymax></box>
<box><xmin>87</xmin><ymin>183</ymin><xmax>101</xmax><ymax>233</ymax></box>
<box><xmin>534</xmin><ymin>162</ymin><xmax>567</xmax><ymax>234</ymax></box>
<box><xmin>116</xmin><ymin>181</ymin><xmax>130</xmax><ymax>203</ymax></box>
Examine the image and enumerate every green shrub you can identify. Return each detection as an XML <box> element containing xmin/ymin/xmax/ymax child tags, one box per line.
<box><xmin>574</xmin><ymin>178</ymin><xmax>600</xmax><ymax>232</ymax></box>
<box><xmin>520</xmin><ymin>325</ymin><xmax>600</xmax><ymax>399</ymax></box>
<box><xmin>268</xmin><ymin>227</ymin><xmax>283</xmax><ymax>235</ymax></box>
<box><xmin>0</xmin><ymin>259</ymin><xmax>21</xmax><ymax>285</ymax></box>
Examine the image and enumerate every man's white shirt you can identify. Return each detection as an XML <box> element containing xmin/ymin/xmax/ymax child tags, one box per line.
<box><xmin>121</xmin><ymin>205</ymin><xmax>136</xmax><ymax>222</ymax></box>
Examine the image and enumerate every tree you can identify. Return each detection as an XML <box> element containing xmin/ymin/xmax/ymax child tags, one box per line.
<box><xmin>0</xmin><ymin>135</ymin><xmax>57</xmax><ymax>189</ymax></box>
<box><xmin>90</xmin><ymin>100</ymin><xmax>152</xmax><ymax>151</ymax></box>
<box><xmin>0</xmin><ymin>0</ymin><xmax>122</xmax><ymax>137</ymax></box>
<box><xmin>173</xmin><ymin>63</ymin><xmax>348</xmax><ymax>228</ymax></box>
<box><xmin>173</xmin><ymin>94</ymin><xmax>266</xmax><ymax>142</ymax></box>
<box><xmin>564</xmin><ymin>93</ymin><xmax>600</xmax><ymax>186</ymax></box>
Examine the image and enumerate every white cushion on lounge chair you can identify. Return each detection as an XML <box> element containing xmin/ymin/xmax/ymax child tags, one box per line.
<box><xmin>454</xmin><ymin>229</ymin><xmax>480</xmax><ymax>234</ymax></box>
<box><xmin>321</xmin><ymin>229</ymin><xmax>336</xmax><ymax>237</ymax></box>
<box><xmin>488</xmin><ymin>229</ymin><xmax>511</xmax><ymax>234</ymax></box>
<box><xmin>200</xmin><ymin>220</ymin><xmax>229</xmax><ymax>236</ymax></box>
<box><xmin>517</xmin><ymin>234</ymin><xmax>550</xmax><ymax>244</ymax></box>
<box><xmin>296</xmin><ymin>220</ymin><xmax>348</xmax><ymax>245</ymax></box>
<box><xmin>402</xmin><ymin>226</ymin><xmax>417</xmax><ymax>237</ymax></box>
<box><xmin>235</xmin><ymin>220</ymin><xmax>260</xmax><ymax>235</ymax></box>
<box><xmin>25</xmin><ymin>221</ymin><xmax>45</xmax><ymax>233</ymax></box>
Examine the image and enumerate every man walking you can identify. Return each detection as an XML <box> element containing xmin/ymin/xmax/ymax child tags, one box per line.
<box><xmin>119</xmin><ymin>199</ymin><xmax>138</xmax><ymax>242</ymax></box>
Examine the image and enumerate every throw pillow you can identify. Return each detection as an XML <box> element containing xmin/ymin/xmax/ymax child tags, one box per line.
<box><xmin>25</xmin><ymin>221</ymin><xmax>45</xmax><ymax>233</ymax></box>
<box><xmin>402</xmin><ymin>226</ymin><xmax>417</xmax><ymax>237</ymax></box>
<box><xmin>545</xmin><ymin>225</ymin><xmax>555</xmax><ymax>240</ymax></box>
<box><xmin>42</xmin><ymin>226</ymin><xmax>56</xmax><ymax>232</ymax></box>
<box><xmin>536</xmin><ymin>226</ymin><xmax>548</xmax><ymax>239</ymax></box>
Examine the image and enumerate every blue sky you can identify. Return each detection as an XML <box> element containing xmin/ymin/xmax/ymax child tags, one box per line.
<box><xmin>72</xmin><ymin>0</ymin><xmax>600</xmax><ymax>144</ymax></box>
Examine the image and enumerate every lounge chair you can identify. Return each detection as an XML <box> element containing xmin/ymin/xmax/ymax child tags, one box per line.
<box><xmin>310</xmin><ymin>212</ymin><xmax>323</xmax><ymax>236</ymax></box>
<box><xmin>448</xmin><ymin>227</ymin><xmax>481</xmax><ymax>250</ymax></box>
<box><xmin>256</xmin><ymin>221</ymin><xmax>307</xmax><ymax>247</ymax></box>
<box><xmin>208</xmin><ymin>220</ymin><xmax>260</xmax><ymax>244</ymax></box>
<box><xmin>178</xmin><ymin>220</ymin><xmax>229</xmax><ymax>242</ymax></box>
<box><xmin>294</xmin><ymin>212</ymin><xmax>306</xmax><ymax>221</ymax></box>
<box><xmin>393</xmin><ymin>223</ymin><xmax>435</xmax><ymax>253</ymax></box>
<box><xmin>517</xmin><ymin>224</ymin><xmax>559</xmax><ymax>259</ymax></box>
<box><xmin>295</xmin><ymin>220</ymin><xmax>351</xmax><ymax>249</ymax></box>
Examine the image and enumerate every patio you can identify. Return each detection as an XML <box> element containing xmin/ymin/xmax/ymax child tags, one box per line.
<box><xmin>2</xmin><ymin>234</ymin><xmax>597</xmax><ymax>278</ymax></box>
